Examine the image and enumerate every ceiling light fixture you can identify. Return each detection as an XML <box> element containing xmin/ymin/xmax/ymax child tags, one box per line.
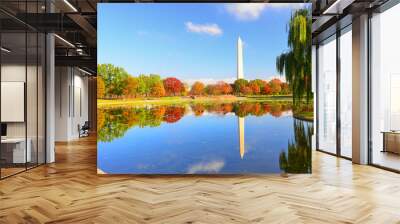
<box><xmin>78</xmin><ymin>67</ymin><xmax>92</xmax><ymax>76</ymax></box>
<box><xmin>54</xmin><ymin>34</ymin><xmax>75</xmax><ymax>48</ymax></box>
<box><xmin>1</xmin><ymin>47</ymin><xmax>11</xmax><ymax>53</ymax></box>
<box><xmin>323</xmin><ymin>0</ymin><xmax>355</xmax><ymax>15</ymax></box>
<box><xmin>63</xmin><ymin>0</ymin><xmax>78</xmax><ymax>12</ymax></box>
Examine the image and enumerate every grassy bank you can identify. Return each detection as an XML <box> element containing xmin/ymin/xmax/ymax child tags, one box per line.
<box><xmin>97</xmin><ymin>95</ymin><xmax>293</xmax><ymax>107</ymax></box>
<box><xmin>292</xmin><ymin>104</ymin><xmax>314</xmax><ymax>122</ymax></box>
<box><xmin>97</xmin><ymin>95</ymin><xmax>314</xmax><ymax>121</ymax></box>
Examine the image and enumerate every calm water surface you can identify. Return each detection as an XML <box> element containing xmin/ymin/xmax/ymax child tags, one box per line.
<box><xmin>97</xmin><ymin>101</ymin><xmax>312</xmax><ymax>174</ymax></box>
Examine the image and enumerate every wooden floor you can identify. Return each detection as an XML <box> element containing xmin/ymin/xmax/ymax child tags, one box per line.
<box><xmin>1</xmin><ymin>136</ymin><xmax>400</xmax><ymax>224</ymax></box>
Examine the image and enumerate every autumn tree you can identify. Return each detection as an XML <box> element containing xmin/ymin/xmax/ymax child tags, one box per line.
<box><xmin>205</xmin><ymin>84</ymin><xmax>215</xmax><ymax>95</ymax></box>
<box><xmin>240</xmin><ymin>86</ymin><xmax>253</xmax><ymax>95</ymax></box>
<box><xmin>136</xmin><ymin>74</ymin><xmax>162</xmax><ymax>97</ymax></box>
<box><xmin>234</xmin><ymin>79</ymin><xmax>248</xmax><ymax>95</ymax></box>
<box><xmin>97</xmin><ymin>64</ymin><xmax>129</xmax><ymax>97</ymax></box>
<box><xmin>190</xmin><ymin>81</ymin><xmax>205</xmax><ymax>95</ymax></box>
<box><xmin>97</xmin><ymin>76</ymin><xmax>106</xmax><ymax>99</ymax></box>
<box><xmin>269</xmin><ymin>78</ymin><xmax>282</xmax><ymax>95</ymax></box>
<box><xmin>217</xmin><ymin>81</ymin><xmax>233</xmax><ymax>95</ymax></box>
<box><xmin>280</xmin><ymin>83</ymin><xmax>290</xmax><ymax>95</ymax></box>
<box><xmin>263</xmin><ymin>83</ymin><xmax>272</xmax><ymax>95</ymax></box>
<box><xmin>163</xmin><ymin>77</ymin><xmax>184</xmax><ymax>96</ymax></box>
<box><xmin>151</xmin><ymin>82</ymin><xmax>166</xmax><ymax>97</ymax></box>
<box><xmin>123</xmin><ymin>76</ymin><xmax>139</xmax><ymax>98</ymax></box>
<box><xmin>249</xmin><ymin>81</ymin><xmax>260</xmax><ymax>95</ymax></box>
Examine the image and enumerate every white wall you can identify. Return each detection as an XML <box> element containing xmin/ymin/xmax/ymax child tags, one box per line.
<box><xmin>55</xmin><ymin>67</ymin><xmax>89</xmax><ymax>141</ymax></box>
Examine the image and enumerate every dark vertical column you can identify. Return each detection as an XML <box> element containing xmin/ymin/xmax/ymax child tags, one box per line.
<box><xmin>336</xmin><ymin>28</ymin><xmax>341</xmax><ymax>157</ymax></box>
<box><xmin>316</xmin><ymin>44</ymin><xmax>320</xmax><ymax>150</ymax></box>
<box><xmin>25</xmin><ymin>1</ymin><xmax>28</xmax><ymax>171</ymax></box>
<box><xmin>367</xmin><ymin>12</ymin><xmax>373</xmax><ymax>165</ymax></box>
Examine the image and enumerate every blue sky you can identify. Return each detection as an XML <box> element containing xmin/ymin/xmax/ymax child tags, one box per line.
<box><xmin>98</xmin><ymin>3</ymin><xmax>309</xmax><ymax>83</ymax></box>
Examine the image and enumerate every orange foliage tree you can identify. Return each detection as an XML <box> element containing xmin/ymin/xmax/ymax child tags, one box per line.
<box><xmin>269</xmin><ymin>78</ymin><xmax>282</xmax><ymax>95</ymax></box>
<box><xmin>151</xmin><ymin>82</ymin><xmax>166</xmax><ymax>97</ymax></box>
<box><xmin>190</xmin><ymin>81</ymin><xmax>205</xmax><ymax>95</ymax></box>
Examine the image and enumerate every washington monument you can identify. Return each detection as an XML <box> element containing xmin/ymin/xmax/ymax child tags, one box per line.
<box><xmin>237</xmin><ymin>37</ymin><xmax>244</xmax><ymax>79</ymax></box>
<box><xmin>237</xmin><ymin>37</ymin><xmax>245</xmax><ymax>158</ymax></box>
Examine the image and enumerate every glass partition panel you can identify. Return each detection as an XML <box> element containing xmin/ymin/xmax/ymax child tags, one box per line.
<box><xmin>1</xmin><ymin>31</ymin><xmax>27</xmax><ymax>177</ymax></box>
<box><xmin>27</xmin><ymin>31</ymin><xmax>38</xmax><ymax>169</ymax></box>
<box><xmin>38</xmin><ymin>33</ymin><xmax>46</xmax><ymax>165</ymax></box>
<box><xmin>317</xmin><ymin>35</ymin><xmax>337</xmax><ymax>154</ymax></box>
<box><xmin>339</xmin><ymin>27</ymin><xmax>352</xmax><ymax>158</ymax></box>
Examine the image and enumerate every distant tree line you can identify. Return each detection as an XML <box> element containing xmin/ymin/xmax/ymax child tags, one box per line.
<box><xmin>97</xmin><ymin>64</ymin><xmax>291</xmax><ymax>99</ymax></box>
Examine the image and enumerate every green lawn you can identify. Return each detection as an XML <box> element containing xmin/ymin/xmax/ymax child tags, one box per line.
<box><xmin>97</xmin><ymin>95</ymin><xmax>293</xmax><ymax>107</ymax></box>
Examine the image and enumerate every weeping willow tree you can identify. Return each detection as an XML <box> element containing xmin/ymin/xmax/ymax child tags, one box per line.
<box><xmin>276</xmin><ymin>9</ymin><xmax>311</xmax><ymax>105</ymax></box>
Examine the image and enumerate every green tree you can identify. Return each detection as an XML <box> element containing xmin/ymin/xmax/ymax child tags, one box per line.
<box><xmin>233</xmin><ymin>79</ymin><xmax>248</xmax><ymax>95</ymax></box>
<box><xmin>97</xmin><ymin>64</ymin><xmax>129</xmax><ymax>97</ymax></box>
<box><xmin>137</xmin><ymin>74</ymin><xmax>149</xmax><ymax>96</ymax></box>
<box><xmin>276</xmin><ymin>9</ymin><xmax>311</xmax><ymax>104</ymax></box>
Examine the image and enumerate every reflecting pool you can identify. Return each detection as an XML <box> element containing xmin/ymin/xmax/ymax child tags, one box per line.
<box><xmin>97</xmin><ymin>101</ymin><xmax>313</xmax><ymax>174</ymax></box>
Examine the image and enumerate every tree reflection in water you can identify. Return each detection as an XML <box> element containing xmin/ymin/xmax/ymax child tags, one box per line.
<box><xmin>97</xmin><ymin>101</ymin><xmax>293</xmax><ymax>142</ymax></box>
<box><xmin>279</xmin><ymin>119</ymin><xmax>313</xmax><ymax>173</ymax></box>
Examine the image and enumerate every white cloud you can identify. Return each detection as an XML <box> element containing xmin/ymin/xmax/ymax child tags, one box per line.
<box><xmin>225</xmin><ymin>4</ymin><xmax>267</xmax><ymax>21</ymax></box>
<box><xmin>268</xmin><ymin>3</ymin><xmax>309</xmax><ymax>9</ymax></box>
<box><xmin>185</xmin><ymin>22</ymin><xmax>223</xmax><ymax>36</ymax></box>
<box><xmin>187</xmin><ymin>160</ymin><xmax>225</xmax><ymax>174</ymax></box>
<box><xmin>225</xmin><ymin>3</ymin><xmax>309</xmax><ymax>21</ymax></box>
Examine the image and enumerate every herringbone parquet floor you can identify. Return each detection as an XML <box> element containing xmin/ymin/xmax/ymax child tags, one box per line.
<box><xmin>1</xmin><ymin>136</ymin><xmax>400</xmax><ymax>224</ymax></box>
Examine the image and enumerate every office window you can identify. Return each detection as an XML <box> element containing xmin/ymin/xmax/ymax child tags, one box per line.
<box><xmin>370</xmin><ymin>3</ymin><xmax>400</xmax><ymax>171</ymax></box>
<box><xmin>339</xmin><ymin>27</ymin><xmax>352</xmax><ymax>158</ymax></box>
<box><xmin>317</xmin><ymin>35</ymin><xmax>337</xmax><ymax>154</ymax></box>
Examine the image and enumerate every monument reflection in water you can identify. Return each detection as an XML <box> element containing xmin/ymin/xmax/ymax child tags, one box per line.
<box><xmin>97</xmin><ymin>101</ymin><xmax>312</xmax><ymax>174</ymax></box>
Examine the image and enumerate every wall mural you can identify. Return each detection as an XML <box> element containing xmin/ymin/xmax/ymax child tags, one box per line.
<box><xmin>97</xmin><ymin>3</ymin><xmax>312</xmax><ymax>174</ymax></box>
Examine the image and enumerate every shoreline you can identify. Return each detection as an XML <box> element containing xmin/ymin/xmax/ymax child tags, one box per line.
<box><xmin>97</xmin><ymin>95</ymin><xmax>314</xmax><ymax>121</ymax></box>
<box><xmin>97</xmin><ymin>95</ymin><xmax>293</xmax><ymax>107</ymax></box>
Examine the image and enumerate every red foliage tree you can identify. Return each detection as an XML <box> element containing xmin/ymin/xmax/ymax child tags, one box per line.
<box><xmin>240</xmin><ymin>86</ymin><xmax>253</xmax><ymax>95</ymax></box>
<box><xmin>249</xmin><ymin>82</ymin><xmax>260</xmax><ymax>95</ymax></box>
<box><xmin>163</xmin><ymin>77</ymin><xmax>184</xmax><ymax>96</ymax></box>
<box><xmin>263</xmin><ymin>83</ymin><xmax>272</xmax><ymax>95</ymax></box>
